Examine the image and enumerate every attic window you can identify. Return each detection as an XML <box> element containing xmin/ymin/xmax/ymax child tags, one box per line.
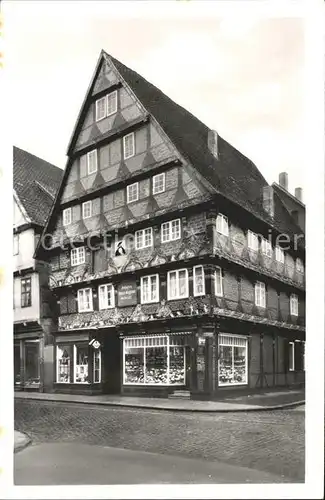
<box><xmin>87</xmin><ymin>150</ymin><xmax>97</xmax><ymax>175</ymax></box>
<box><xmin>95</xmin><ymin>91</ymin><xmax>117</xmax><ymax>122</ymax></box>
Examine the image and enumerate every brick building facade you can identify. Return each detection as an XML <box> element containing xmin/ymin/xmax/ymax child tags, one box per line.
<box><xmin>35</xmin><ymin>51</ymin><xmax>305</xmax><ymax>397</ymax></box>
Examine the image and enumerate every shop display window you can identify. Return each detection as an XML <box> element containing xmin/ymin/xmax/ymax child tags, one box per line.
<box><xmin>93</xmin><ymin>350</ymin><xmax>101</xmax><ymax>383</ymax></box>
<box><xmin>218</xmin><ymin>334</ymin><xmax>247</xmax><ymax>386</ymax></box>
<box><xmin>24</xmin><ymin>340</ymin><xmax>40</xmax><ymax>386</ymax></box>
<box><xmin>123</xmin><ymin>335</ymin><xmax>186</xmax><ymax>385</ymax></box>
<box><xmin>57</xmin><ymin>345</ymin><xmax>72</xmax><ymax>383</ymax></box>
<box><xmin>74</xmin><ymin>345</ymin><xmax>89</xmax><ymax>383</ymax></box>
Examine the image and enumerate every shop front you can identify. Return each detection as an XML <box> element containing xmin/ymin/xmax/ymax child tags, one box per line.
<box><xmin>14</xmin><ymin>337</ymin><xmax>41</xmax><ymax>391</ymax></box>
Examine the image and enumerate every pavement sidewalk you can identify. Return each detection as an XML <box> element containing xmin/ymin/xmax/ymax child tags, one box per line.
<box><xmin>15</xmin><ymin>387</ymin><xmax>305</xmax><ymax>412</ymax></box>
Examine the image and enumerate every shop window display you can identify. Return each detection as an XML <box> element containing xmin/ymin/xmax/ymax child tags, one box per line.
<box><xmin>123</xmin><ymin>336</ymin><xmax>185</xmax><ymax>385</ymax></box>
<box><xmin>218</xmin><ymin>334</ymin><xmax>247</xmax><ymax>386</ymax></box>
<box><xmin>74</xmin><ymin>345</ymin><xmax>89</xmax><ymax>383</ymax></box>
<box><xmin>57</xmin><ymin>345</ymin><xmax>72</xmax><ymax>383</ymax></box>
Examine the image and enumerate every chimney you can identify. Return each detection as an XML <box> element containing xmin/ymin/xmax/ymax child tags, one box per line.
<box><xmin>263</xmin><ymin>186</ymin><xmax>274</xmax><ymax>217</ymax></box>
<box><xmin>208</xmin><ymin>130</ymin><xmax>218</xmax><ymax>159</ymax></box>
<box><xmin>295</xmin><ymin>187</ymin><xmax>303</xmax><ymax>202</ymax></box>
<box><xmin>279</xmin><ymin>172</ymin><xmax>288</xmax><ymax>190</ymax></box>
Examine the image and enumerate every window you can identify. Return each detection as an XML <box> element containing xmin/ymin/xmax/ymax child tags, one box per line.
<box><xmin>62</xmin><ymin>208</ymin><xmax>72</xmax><ymax>226</ymax></box>
<box><xmin>123</xmin><ymin>335</ymin><xmax>186</xmax><ymax>385</ymax></box>
<box><xmin>87</xmin><ymin>150</ymin><xmax>97</xmax><ymax>175</ymax></box>
<box><xmin>193</xmin><ymin>266</ymin><xmax>205</xmax><ymax>296</ymax></box>
<box><xmin>218</xmin><ymin>334</ymin><xmax>248</xmax><ymax>386</ymax></box>
<box><xmin>296</xmin><ymin>258</ymin><xmax>304</xmax><ymax>273</ymax></box>
<box><xmin>98</xmin><ymin>284</ymin><xmax>115</xmax><ymax>309</ymax></box>
<box><xmin>275</xmin><ymin>246</ymin><xmax>285</xmax><ymax>263</ymax></box>
<box><xmin>107</xmin><ymin>90</ymin><xmax>117</xmax><ymax>116</ymax></box>
<box><xmin>152</xmin><ymin>173</ymin><xmax>165</xmax><ymax>194</ymax></box>
<box><xmin>214</xmin><ymin>267</ymin><xmax>223</xmax><ymax>297</ymax></box>
<box><xmin>167</xmin><ymin>269</ymin><xmax>188</xmax><ymax>300</ymax></box>
<box><xmin>82</xmin><ymin>201</ymin><xmax>92</xmax><ymax>219</ymax></box>
<box><xmin>24</xmin><ymin>340</ymin><xmax>40</xmax><ymax>386</ymax></box>
<box><xmin>123</xmin><ymin>132</ymin><xmax>135</xmax><ymax>159</ymax></box>
<box><xmin>57</xmin><ymin>344</ymin><xmax>101</xmax><ymax>384</ymax></box>
<box><xmin>77</xmin><ymin>288</ymin><xmax>93</xmax><ymax>312</ymax></box>
<box><xmin>135</xmin><ymin>228</ymin><xmax>153</xmax><ymax>250</ymax></box>
<box><xmin>21</xmin><ymin>277</ymin><xmax>32</xmax><ymax>308</ymax></box>
<box><xmin>161</xmin><ymin>219</ymin><xmax>181</xmax><ymax>243</ymax></box>
<box><xmin>248</xmin><ymin>230</ymin><xmax>259</xmax><ymax>251</ymax></box>
<box><xmin>255</xmin><ymin>281</ymin><xmax>266</xmax><ymax>308</ymax></box>
<box><xmin>289</xmin><ymin>342</ymin><xmax>295</xmax><ymax>371</ymax></box>
<box><xmin>141</xmin><ymin>274</ymin><xmax>159</xmax><ymax>304</ymax></box>
<box><xmin>57</xmin><ymin>345</ymin><xmax>72</xmax><ymax>383</ymax></box>
<box><xmin>71</xmin><ymin>246</ymin><xmax>85</xmax><ymax>266</ymax></box>
<box><xmin>127</xmin><ymin>182</ymin><xmax>139</xmax><ymax>203</ymax></box>
<box><xmin>261</xmin><ymin>237</ymin><xmax>272</xmax><ymax>257</ymax></box>
<box><xmin>74</xmin><ymin>345</ymin><xmax>89</xmax><ymax>383</ymax></box>
<box><xmin>93</xmin><ymin>349</ymin><xmax>101</xmax><ymax>383</ymax></box>
<box><xmin>290</xmin><ymin>294</ymin><xmax>299</xmax><ymax>316</ymax></box>
<box><xmin>216</xmin><ymin>213</ymin><xmax>229</xmax><ymax>237</ymax></box>
<box><xmin>95</xmin><ymin>96</ymin><xmax>106</xmax><ymax>121</ymax></box>
<box><xmin>13</xmin><ymin>234</ymin><xmax>19</xmax><ymax>255</ymax></box>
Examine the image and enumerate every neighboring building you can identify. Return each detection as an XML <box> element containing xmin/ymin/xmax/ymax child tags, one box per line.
<box><xmin>36</xmin><ymin>51</ymin><xmax>306</xmax><ymax>397</ymax></box>
<box><xmin>272</xmin><ymin>172</ymin><xmax>305</xmax><ymax>233</ymax></box>
<box><xmin>13</xmin><ymin>146</ymin><xmax>63</xmax><ymax>391</ymax></box>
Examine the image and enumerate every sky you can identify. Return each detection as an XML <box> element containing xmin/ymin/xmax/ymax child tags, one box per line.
<box><xmin>4</xmin><ymin>1</ymin><xmax>306</xmax><ymax>197</ymax></box>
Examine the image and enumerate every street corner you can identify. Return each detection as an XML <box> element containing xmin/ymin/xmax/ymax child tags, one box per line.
<box><xmin>14</xmin><ymin>431</ymin><xmax>31</xmax><ymax>454</ymax></box>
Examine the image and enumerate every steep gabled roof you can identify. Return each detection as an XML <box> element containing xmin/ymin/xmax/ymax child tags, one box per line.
<box><xmin>13</xmin><ymin>146</ymin><xmax>63</xmax><ymax>227</ymax></box>
<box><xmin>108</xmin><ymin>53</ymin><xmax>303</xmax><ymax>240</ymax></box>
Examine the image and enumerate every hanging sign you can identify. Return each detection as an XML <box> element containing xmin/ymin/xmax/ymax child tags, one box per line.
<box><xmin>89</xmin><ymin>338</ymin><xmax>101</xmax><ymax>349</ymax></box>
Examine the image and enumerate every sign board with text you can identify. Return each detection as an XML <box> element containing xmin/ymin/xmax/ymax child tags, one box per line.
<box><xmin>117</xmin><ymin>281</ymin><xmax>137</xmax><ymax>307</ymax></box>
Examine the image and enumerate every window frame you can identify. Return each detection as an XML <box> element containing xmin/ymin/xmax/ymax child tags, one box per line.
<box><xmin>95</xmin><ymin>96</ymin><xmax>106</xmax><ymax>122</ymax></box>
<box><xmin>106</xmin><ymin>90</ymin><xmax>118</xmax><ymax>117</ymax></box>
<box><xmin>214</xmin><ymin>266</ymin><xmax>223</xmax><ymax>297</ymax></box>
<box><xmin>98</xmin><ymin>283</ymin><xmax>115</xmax><ymax>310</ymax></box>
<box><xmin>152</xmin><ymin>172</ymin><xmax>166</xmax><ymax>195</ymax></box>
<box><xmin>261</xmin><ymin>237</ymin><xmax>272</xmax><ymax>257</ymax></box>
<box><xmin>87</xmin><ymin>149</ymin><xmax>98</xmax><ymax>175</ymax></box>
<box><xmin>216</xmin><ymin>213</ymin><xmax>229</xmax><ymax>237</ymax></box>
<box><xmin>193</xmin><ymin>265</ymin><xmax>205</xmax><ymax>297</ymax></box>
<box><xmin>167</xmin><ymin>268</ymin><xmax>189</xmax><ymax>300</ymax></box>
<box><xmin>63</xmin><ymin>208</ymin><xmax>72</xmax><ymax>226</ymax></box>
<box><xmin>218</xmin><ymin>334</ymin><xmax>248</xmax><ymax>386</ymax></box>
<box><xmin>290</xmin><ymin>293</ymin><xmax>299</xmax><ymax>316</ymax></box>
<box><xmin>93</xmin><ymin>349</ymin><xmax>101</xmax><ymax>383</ymax></box>
<box><xmin>82</xmin><ymin>201</ymin><xmax>92</xmax><ymax>219</ymax></box>
<box><xmin>140</xmin><ymin>274</ymin><xmax>159</xmax><ymax>304</ymax></box>
<box><xmin>21</xmin><ymin>277</ymin><xmax>32</xmax><ymax>308</ymax></box>
<box><xmin>289</xmin><ymin>341</ymin><xmax>295</xmax><ymax>371</ymax></box>
<box><xmin>73</xmin><ymin>344</ymin><xmax>89</xmax><ymax>384</ymax></box>
<box><xmin>123</xmin><ymin>132</ymin><xmax>135</xmax><ymax>160</ymax></box>
<box><xmin>56</xmin><ymin>345</ymin><xmax>71</xmax><ymax>384</ymax></box>
<box><xmin>161</xmin><ymin>219</ymin><xmax>181</xmax><ymax>243</ymax></box>
<box><xmin>254</xmin><ymin>281</ymin><xmax>266</xmax><ymax>308</ymax></box>
<box><xmin>275</xmin><ymin>245</ymin><xmax>285</xmax><ymax>263</ymax></box>
<box><xmin>248</xmin><ymin>230</ymin><xmax>259</xmax><ymax>251</ymax></box>
<box><xmin>71</xmin><ymin>246</ymin><xmax>85</xmax><ymax>266</ymax></box>
<box><xmin>135</xmin><ymin>227</ymin><xmax>153</xmax><ymax>250</ymax></box>
<box><xmin>126</xmin><ymin>182</ymin><xmax>139</xmax><ymax>204</ymax></box>
<box><xmin>77</xmin><ymin>287</ymin><xmax>93</xmax><ymax>313</ymax></box>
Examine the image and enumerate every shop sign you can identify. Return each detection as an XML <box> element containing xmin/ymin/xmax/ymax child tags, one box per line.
<box><xmin>89</xmin><ymin>338</ymin><xmax>101</xmax><ymax>349</ymax></box>
<box><xmin>117</xmin><ymin>281</ymin><xmax>137</xmax><ymax>307</ymax></box>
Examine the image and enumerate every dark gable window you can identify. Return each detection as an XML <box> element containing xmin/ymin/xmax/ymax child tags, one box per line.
<box><xmin>21</xmin><ymin>277</ymin><xmax>32</xmax><ymax>307</ymax></box>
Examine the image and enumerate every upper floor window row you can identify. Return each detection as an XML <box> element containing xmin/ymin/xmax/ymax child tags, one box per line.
<box><xmin>126</xmin><ymin>172</ymin><xmax>166</xmax><ymax>204</ymax></box>
<box><xmin>95</xmin><ymin>90</ymin><xmax>118</xmax><ymax>122</ymax></box>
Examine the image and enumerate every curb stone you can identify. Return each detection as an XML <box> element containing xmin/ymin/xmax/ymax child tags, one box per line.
<box><xmin>15</xmin><ymin>395</ymin><xmax>305</xmax><ymax>413</ymax></box>
<box><xmin>14</xmin><ymin>431</ymin><xmax>32</xmax><ymax>454</ymax></box>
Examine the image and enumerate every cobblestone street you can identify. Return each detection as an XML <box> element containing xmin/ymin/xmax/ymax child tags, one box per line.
<box><xmin>14</xmin><ymin>399</ymin><xmax>305</xmax><ymax>483</ymax></box>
